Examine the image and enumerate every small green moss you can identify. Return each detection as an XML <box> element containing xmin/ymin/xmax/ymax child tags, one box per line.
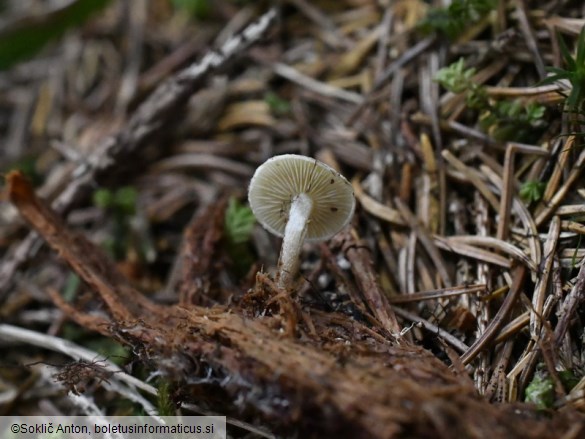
<box><xmin>525</xmin><ymin>371</ymin><xmax>554</xmax><ymax>409</ymax></box>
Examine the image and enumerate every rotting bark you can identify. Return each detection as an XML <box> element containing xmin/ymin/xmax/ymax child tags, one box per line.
<box><xmin>177</xmin><ymin>198</ymin><xmax>229</xmax><ymax>307</ymax></box>
<box><xmin>6</xmin><ymin>171</ymin><xmax>585</xmax><ymax>438</ymax></box>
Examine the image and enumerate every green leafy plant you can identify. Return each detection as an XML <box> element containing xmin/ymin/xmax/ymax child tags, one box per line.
<box><xmin>525</xmin><ymin>368</ymin><xmax>580</xmax><ymax>409</ymax></box>
<box><xmin>435</xmin><ymin>59</ymin><xmax>547</xmax><ymax>142</ymax></box>
<box><xmin>480</xmin><ymin>100</ymin><xmax>546</xmax><ymax>141</ymax></box>
<box><xmin>156</xmin><ymin>379</ymin><xmax>176</xmax><ymax>416</ymax></box>
<box><xmin>93</xmin><ymin>186</ymin><xmax>137</xmax><ymax>216</ymax></box>
<box><xmin>224</xmin><ymin>196</ymin><xmax>256</xmax><ymax>278</ymax></box>
<box><xmin>434</xmin><ymin>58</ymin><xmax>476</xmax><ymax>94</ymax></box>
<box><xmin>519</xmin><ymin>181</ymin><xmax>546</xmax><ymax>204</ymax></box>
<box><xmin>541</xmin><ymin>26</ymin><xmax>585</xmax><ymax>112</ymax></box>
<box><xmin>559</xmin><ymin>369</ymin><xmax>580</xmax><ymax>391</ymax></box>
<box><xmin>265</xmin><ymin>91</ymin><xmax>291</xmax><ymax>116</ymax></box>
<box><xmin>224</xmin><ymin>196</ymin><xmax>256</xmax><ymax>245</ymax></box>
<box><xmin>434</xmin><ymin>58</ymin><xmax>487</xmax><ymax>109</ymax></box>
<box><xmin>525</xmin><ymin>371</ymin><xmax>554</xmax><ymax>409</ymax></box>
<box><xmin>419</xmin><ymin>0</ymin><xmax>496</xmax><ymax>40</ymax></box>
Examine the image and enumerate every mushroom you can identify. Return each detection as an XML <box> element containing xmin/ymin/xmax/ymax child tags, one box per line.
<box><xmin>248</xmin><ymin>154</ymin><xmax>355</xmax><ymax>288</ymax></box>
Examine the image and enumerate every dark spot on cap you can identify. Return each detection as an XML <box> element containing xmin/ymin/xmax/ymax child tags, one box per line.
<box><xmin>331</xmin><ymin>207</ymin><xmax>338</xmax><ymax>212</ymax></box>
<box><xmin>330</xmin><ymin>179</ymin><xmax>334</xmax><ymax>184</ymax></box>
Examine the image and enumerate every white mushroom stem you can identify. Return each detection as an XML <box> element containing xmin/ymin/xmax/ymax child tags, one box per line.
<box><xmin>277</xmin><ymin>193</ymin><xmax>312</xmax><ymax>289</ymax></box>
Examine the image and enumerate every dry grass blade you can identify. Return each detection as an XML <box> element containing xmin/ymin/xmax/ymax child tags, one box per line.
<box><xmin>395</xmin><ymin>198</ymin><xmax>452</xmax><ymax>287</ymax></box>
<box><xmin>442</xmin><ymin>150</ymin><xmax>500</xmax><ymax>211</ymax></box>
<box><xmin>443</xmin><ymin>236</ymin><xmax>537</xmax><ymax>273</ymax></box>
<box><xmin>497</xmin><ymin>143</ymin><xmax>549</xmax><ymax>241</ymax></box>
<box><xmin>273</xmin><ymin>62</ymin><xmax>364</xmax><ymax>104</ymax></box>
<box><xmin>536</xmin><ymin>145</ymin><xmax>585</xmax><ymax>226</ymax></box>
<box><xmin>352</xmin><ymin>177</ymin><xmax>405</xmax><ymax>225</ymax></box>
<box><xmin>460</xmin><ymin>267</ymin><xmax>527</xmax><ymax>365</ymax></box>
<box><xmin>389</xmin><ymin>284</ymin><xmax>486</xmax><ymax>303</ymax></box>
<box><xmin>530</xmin><ymin>216</ymin><xmax>560</xmax><ymax>337</ymax></box>
<box><xmin>392</xmin><ymin>307</ymin><xmax>469</xmax><ymax>353</ymax></box>
<box><xmin>433</xmin><ymin>236</ymin><xmax>512</xmax><ymax>268</ymax></box>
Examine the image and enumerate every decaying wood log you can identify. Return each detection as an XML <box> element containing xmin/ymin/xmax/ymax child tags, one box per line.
<box><xmin>6</xmin><ymin>170</ymin><xmax>585</xmax><ymax>438</ymax></box>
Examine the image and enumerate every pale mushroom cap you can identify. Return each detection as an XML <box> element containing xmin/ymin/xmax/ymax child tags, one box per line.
<box><xmin>248</xmin><ymin>154</ymin><xmax>355</xmax><ymax>242</ymax></box>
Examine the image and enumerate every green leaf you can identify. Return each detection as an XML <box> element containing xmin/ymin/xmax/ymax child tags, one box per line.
<box><xmin>265</xmin><ymin>91</ymin><xmax>291</xmax><ymax>116</ymax></box>
<box><xmin>558</xmin><ymin>32</ymin><xmax>576</xmax><ymax>71</ymax></box>
<box><xmin>113</xmin><ymin>186</ymin><xmax>138</xmax><ymax>216</ymax></box>
<box><xmin>576</xmin><ymin>26</ymin><xmax>585</xmax><ymax>66</ymax></box>
<box><xmin>93</xmin><ymin>188</ymin><xmax>114</xmax><ymax>209</ymax></box>
<box><xmin>434</xmin><ymin>58</ymin><xmax>476</xmax><ymax>93</ymax></box>
<box><xmin>224</xmin><ymin>197</ymin><xmax>256</xmax><ymax>278</ymax></box>
<box><xmin>559</xmin><ymin>370</ymin><xmax>580</xmax><ymax>391</ymax></box>
<box><xmin>224</xmin><ymin>197</ymin><xmax>256</xmax><ymax>245</ymax></box>
<box><xmin>520</xmin><ymin>181</ymin><xmax>546</xmax><ymax>203</ymax></box>
<box><xmin>525</xmin><ymin>372</ymin><xmax>554</xmax><ymax>409</ymax></box>
<box><xmin>0</xmin><ymin>0</ymin><xmax>111</xmax><ymax>70</ymax></box>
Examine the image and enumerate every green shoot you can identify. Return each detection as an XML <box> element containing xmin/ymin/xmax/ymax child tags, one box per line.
<box><xmin>265</xmin><ymin>91</ymin><xmax>291</xmax><ymax>116</ymax></box>
<box><xmin>434</xmin><ymin>58</ymin><xmax>488</xmax><ymax>110</ymax></box>
<box><xmin>525</xmin><ymin>368</ymin><xmax>580</xmax><ymax>409</ymax></box>
<box><xmin>480</xmin><ymin>101</ymin><xmax>546</xmax><ymax>142</ymax></box>
<box><xmin>156</xmin><ymin>379</ymin><xmax>176</xmax><ymax>416</ymax></box>
<box><xmin>419</xmin><ymin>0</ymin><xmax>496</xmax><ymax>40</ymax></box>
<box><xmin>434</xmin><ymin>58</ymin><xmax>476</xmax><ymax>94</ymax></box>
<box><xmin>559</xmin><ymin>369</ymin><xmax>579</xmax><ymax>392</ymax></box>
<box><xmin>224</xmin><ymin>196</ymin><xmax>256</xmax><ymax>278</ymax></box>
<box><xmin>525</xmin><ymin>371</ymin><xmax>554</xmax><ymax>409</ymax></box>
<box><xmin>540</xmin><ymin>26</ymin><xmax>585</xmax><ymax>112</ymax></box>
<box><xmin>224</xmin><ymin>196</ymin><xmax>256</xmax><ymax>245</ymax></box>
<box><xmin>435</xmin><ymin>59</ymin><xmax>547</xmax><ymax>142</ymax></box>
<box><xmin>93</xmin><ymin>186</ymin><xmax>137</xmax><ymax>216</ymax></box>
<box><xmin>519</xmin><ymin>181</ymin><xmax>546</xmax><ymax>204</ymax></box>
